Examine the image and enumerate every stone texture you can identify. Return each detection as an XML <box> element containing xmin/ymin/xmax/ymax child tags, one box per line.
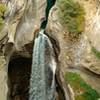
<box><xmin>0</xmin><ymin>0</ymin><xmax>100</xmax><ymax>99</ymax></box>
<box><xmin>0</xmin><ymin>55</ymin><xmax>8</xmax><ymax>100</ymax></box>
<box><xmin>47</xmin><ymin>0</ymin><xmax>100</xmax><ymax>97</ymax></box>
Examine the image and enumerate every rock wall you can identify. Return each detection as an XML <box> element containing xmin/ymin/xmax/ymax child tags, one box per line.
<box><xmin>0</xmin><ymin>0</ymin><xmax>100</xmax><ymax>99</ymax></box>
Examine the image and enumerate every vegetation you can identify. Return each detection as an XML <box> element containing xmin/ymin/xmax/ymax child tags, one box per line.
<box><xmin>91</xmin><ymin>47</ymin><xmax>100</xmax><ymax>59</ymax></box>
<box><xmin>65</xmin><ymin>72</ymin><xmax>100</xmax><ymax>100</ymax></box>
<box><xmin>58</xmin><ymin>0</ymin><xmax>85</xmax><ymax>36</ymax></box>
<box><xmin>0</xmin><ymin>3</ymin><xmax>6</xmax><ymax>30</ymax></box>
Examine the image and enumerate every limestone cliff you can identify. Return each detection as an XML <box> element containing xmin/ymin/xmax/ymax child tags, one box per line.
<box><xmin>0</xmin><ymin>0</ymin><xmax>100</xmax><ymax>100</ymax></box>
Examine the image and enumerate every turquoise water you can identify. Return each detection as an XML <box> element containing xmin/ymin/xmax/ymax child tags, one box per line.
<box><xmin>29</xmin><ymin>0</ymin><xmax>56</xmax><ymax>99</ymax></box>
<box><xmin>40</xmin><ymin>0</ymin><xmax>56</xmax><ymax>29</ymax></box>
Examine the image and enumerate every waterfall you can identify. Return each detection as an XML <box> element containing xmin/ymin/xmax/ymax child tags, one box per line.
<box><xmin>29</xmin><ymin>0</ymin><xmax>56</xmax><ymax>99</ymax></box>
<box><xmin>40</xmin><ymin>0</ymin><xmax>56</xmax><ymax>29</ymax></box>
<box><xmin>29</xmin><ymin>29</ymin><xmax>56</xmax><ymax>100</ymax></box>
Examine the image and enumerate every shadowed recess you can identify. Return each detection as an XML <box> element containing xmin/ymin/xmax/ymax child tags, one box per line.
<box><xmin>8</xmin><ymin>57</ymin><xmax>32</xmax><ymax>100</ymax></box>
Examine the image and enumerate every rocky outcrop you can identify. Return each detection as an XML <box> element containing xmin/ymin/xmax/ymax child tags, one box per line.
<box><xmin>0</xmin><ymin>0</ymin><xmax>46</xmax><ymax>99</ymax></box>
<box><xmin>47</xmin><ymin>0</ymin><xmax>100</xmax><ymax>98</ymax></box>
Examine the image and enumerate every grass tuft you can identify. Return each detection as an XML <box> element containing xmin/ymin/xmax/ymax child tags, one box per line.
<box><xmin>0</xmin><ymin>3</ymin><xmax>6</xmax><ymax>30</ymax></box>
<box><xmin>65</xmin><ymin>72</ymin><xmax>100</xmax><ymax>100</ymax></box>
<box><xmin>58</xmin><ymin>0</ymin><xmax>85</xmax><ymax>36</ymax></box>
<box><xmin>91</xmin><ymin>47</ymin><xmax>100</xmax><ymax>59</ymax></box>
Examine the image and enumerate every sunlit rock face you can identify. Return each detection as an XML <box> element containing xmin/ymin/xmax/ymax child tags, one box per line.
<box><xmin>0</xmin><ymin>0</ymin><xmax>47</xmax><ymax>99</ymax></box>
<box><xmin>0</xmin><ymin>0</ymin><xmax>47</xmax><ymax>50</ymax></box>
<box><xmin>47</xmin><ymin>0</ymin><xmax>100</xmax><ymax>66</ymax></box>
<box><xmin>89</xmin><ymin>9</ymin><xmax>100</xmax><ymax>51</ymax></box>
<box><xmin>0</xmin><ymin>0</ymin><xmax>61</xmax><ymax>99</ymax></box>
<box><xmin>47</xmin><ymin>0</ymin><xmax>100</xmax><ymax>97</ymax></box>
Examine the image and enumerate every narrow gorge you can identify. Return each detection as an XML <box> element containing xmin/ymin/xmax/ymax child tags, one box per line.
<box><xmin>0</xmin><ymin>0</ymin><xmax>100</xmax><ymax>100</ymax></box>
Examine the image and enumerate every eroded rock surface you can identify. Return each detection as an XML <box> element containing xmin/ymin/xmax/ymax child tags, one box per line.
<box><xmin>0</xmin><ymin>0</ymin><xmax>100</xmax><ymax>100</ymax></box>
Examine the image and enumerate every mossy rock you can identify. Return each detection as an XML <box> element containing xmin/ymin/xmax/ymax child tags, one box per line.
<box><xmin>91</xmin><ymin>47</ymin><xmax>100</xmax><ymax>59</ymax></box>
<box><xmin>0</xmin><ymin>3</ymin><xmax>6</xmax><ymax>30</ymax></box>
<box><xmin>58</xmin><ymin>0</ymin><xmax>85</xmax><ymax>36</ymax></box>
<box><xmin>65</xmin><ymin>72</ymin><xmax>100</xmax><ymax>100</ymax></box>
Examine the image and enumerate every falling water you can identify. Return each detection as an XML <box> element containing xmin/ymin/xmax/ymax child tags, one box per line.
<box><xmin>29</xmin><ymin>30</ymin><xmax>56</xmax><ymax>100</ymax></box>
<box><xmin>29</xmin><ymin>0</ymin><xmax>56</xmax><ymax>99</ymax></box>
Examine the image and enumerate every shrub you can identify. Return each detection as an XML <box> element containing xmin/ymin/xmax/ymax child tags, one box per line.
<box><xmin>0</xmin><ymin>3</ymin><xmax>6</xmax><ymax>30</ymax></box>
<box><xmin>91</xmin><ymin>47</ymin><xmax>100</xmax><ymax>59</ymax></box>
<box><xmin>65</xmin><ymin>72</ymin><xmax>100</xmax><ymax>100</ymax></box>
<box><xmin>58</xmin><ymin>0</ymin><xmax>85</xmax><ymax>36</ymax></box>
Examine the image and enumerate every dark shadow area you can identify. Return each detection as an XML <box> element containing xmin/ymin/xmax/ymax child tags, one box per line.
<box><xmin>55</xmin><ymin>71</ymin><xmax>66</xmax><ymax>100</ymax></box>
<box><xmin>8</xmin><ymin>57</ymin><xmax>32</xmax><ymax>100</ymax></box>
<box><xmin>7</xmin><ymin>31</ymin><xmax>63</xmax><ymax>100</ymax></box>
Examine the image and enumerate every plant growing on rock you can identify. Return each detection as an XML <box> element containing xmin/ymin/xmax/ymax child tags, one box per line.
<box><xmin>58</xmin><ymin>0</ymin><xmax>85</xmax><ymax>36</ymax></box>
<box><xmin>65</xmin><ymin>72</ymin><xmax>100</xmax><ymax>100</ymax></box>
<box><xmin>91</xmin><ymin>47</ymin><xmax>100</xmax><ymax>59</ymax></box>
<box><xmin>0</xmin><ymin>3</ymin><xmax>6</xmax><ymax>30</ymax></box>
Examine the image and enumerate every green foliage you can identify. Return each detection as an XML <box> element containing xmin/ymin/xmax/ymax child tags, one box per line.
<box><xmin>65</xmin><ymin>72</ymin><xmax>100</xmax><ymax>100</ymax></box>
<box><xmin>0</xmin><ymin>3</ymin><xmax>6</xmax><ymax>30</ymax></box>
<box><xmin>91</xmin><ymin>47</ymin><xmax>100</xmax><ymax>59</ymax></box>
<box><xmin>58</xmin><ymin>0</ymin><xmax>85</xmax><ymax>35</ymax></box>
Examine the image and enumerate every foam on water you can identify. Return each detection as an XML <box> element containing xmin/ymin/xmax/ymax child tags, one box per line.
<box><xmin>29</xmin><ymin>30</ymin><xmax>56</xmax><ymax>100</ymax></box>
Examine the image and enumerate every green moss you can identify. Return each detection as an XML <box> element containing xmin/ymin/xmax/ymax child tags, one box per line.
<box><xmin>91</xmin><ymin>47</ymin><xmax>100</xmax><ymax>59</ymax></box>
<box><xmin>58</xmin><ymin>0</ymin><xmax>85</xmax><ymax>36</ymax></box>
<box><xmin>65</xmin><ymin>72</ymin><xmax>100</xmax><ymax>100</ymax></box>
<box><xmin>0</xmin><ymin>3</ymin><xmax>6</xmax><ymax>30</ymax></box>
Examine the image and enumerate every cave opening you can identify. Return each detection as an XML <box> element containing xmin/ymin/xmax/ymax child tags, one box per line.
<box><xmin>7</xmin><ymin>56</ymin><xmax>66</xmax><ymax>100</ymax></box>
<box><xmin>8</xmin><ymin>56</ymin><xmax>32</xmax><ymax>100</ymax></box>
<box><xmin>7</xmin><ymin>33</ymin><xmax>64</xmax><ymax>100</ymax></box>
<box><xmin>7</xmin><ymin>56</ymin><xmax>65</xmax><ymax>100</ymax></box>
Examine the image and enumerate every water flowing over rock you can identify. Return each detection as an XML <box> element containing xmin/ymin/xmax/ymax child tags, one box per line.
<box><xmin>29</xmin><ymin>30</ymin><xmax>56</xmax><ymax>100</ymax></box>
<box><xmin>29</xmin><ymin>0</ymin><xmax>57</xmax><ymax>99</ymax></box>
